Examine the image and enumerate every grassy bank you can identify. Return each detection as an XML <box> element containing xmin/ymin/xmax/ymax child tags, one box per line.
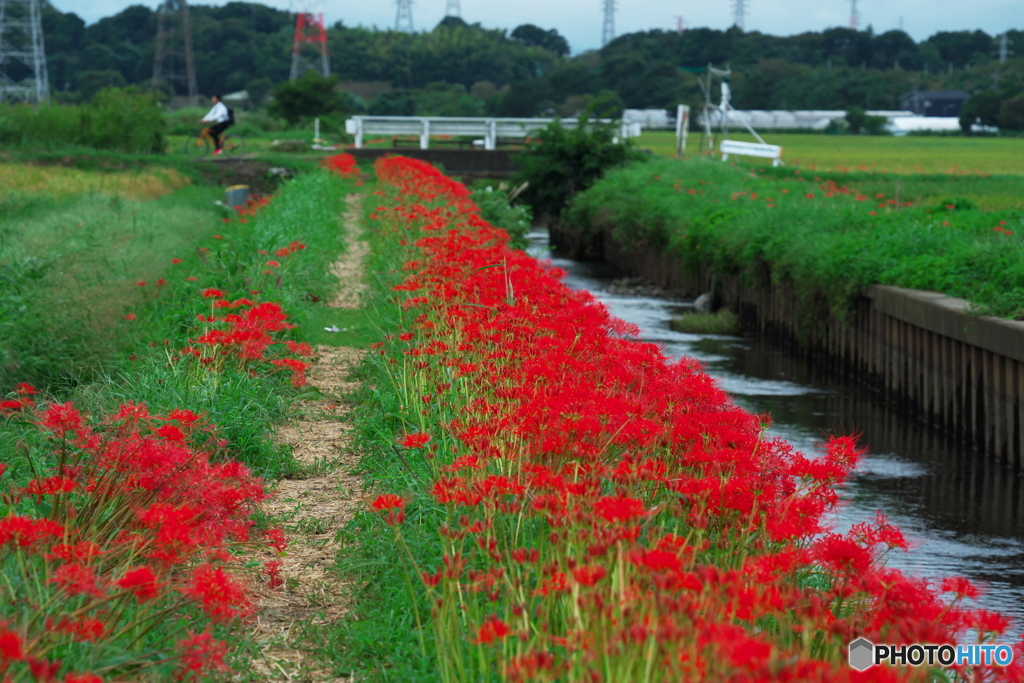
<box><xmin>0</xmin><ymin>163</ymin><xmax>361</xmax><ymax>681</ymax></box>
<box><xmin>563</xmin><ymin>156</ymin><xmax>1024</xmax><ymax>320</ymax></box>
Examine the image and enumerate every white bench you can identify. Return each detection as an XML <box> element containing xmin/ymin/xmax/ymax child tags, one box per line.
<box><xmin>345</xmin><ymin>116</ymin><xmax>642</xmax><ymax>150</ymax></box>
<box><xmin>719</xmin><ymin>139</ymin><xmax>784</xmax><ymax>167</ymax></box>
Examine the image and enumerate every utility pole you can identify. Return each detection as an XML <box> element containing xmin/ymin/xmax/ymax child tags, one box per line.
<box><xmin>0</xmin><ymin>0</ymin><xmax>49</xmax><ymax>103</ymax></box>
<box><xmin>395</xmin><ymin>0</ymin><xmax>414</xmax><ymax>32</ymax></box>
<box><xmin>732</xmin><ymin>0</ymin><xmax>747</xmax><ymax>31</ymax></box>
<box><xmin>152</xmin><ymin>0</ymin><xmax>197</xmax><ymax>105</ymax></box>
<box><xmin>445</xmin><ymin>0</ymin><xmax>461</xmax><ymax>17</ymax></box>
<box><xmin>289</xmin><ymin>0</ymin><xmax>330</xmax><ymax>80</ymax></box>
<box><xmin>602</xmin><ymin>0</ymin><xmax>615</xmax><ymax>47</ymax></box>
<box><xmin>849</xmin><ymin>0</ymin><xmax>859</xmax><ymax>30</ymax></box>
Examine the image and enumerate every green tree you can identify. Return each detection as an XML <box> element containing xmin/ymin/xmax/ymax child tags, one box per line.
<box><xmin>516</xmin><ymin>112</ymin><xmax>645</xmax><ymax>218</ymax></box>
<box><xmin>245</xmin><ymin>78</ymin><xmax>275</xmax><ymax>107</ymax></box>
<box><xmin>268</xmin><ymin>72</ymin><xmax>347</xmax><ymax>126</ymax></box>
<box><xmin>845</xmin><ymin>106</ymin><xmax>867</xmax><ymax>133</ymax></box>
<box><xmin>511</xmin><ymin>24</ymin><xmax>570</xmax><ymax>56</ymax></box>
<box><xmin>998</xmin><ymin>95</ymin><xmax>1024</xmax><ymax>131</ymax></box>
<box><xmin>959</xmin><ymin>91</ymin><xmax>1003</xmax><ymax>132</ymax></box>
<box><xmin>79</xmin><ymin>70</ymin><xmax>127</xmax><ymax>101</ymax></box>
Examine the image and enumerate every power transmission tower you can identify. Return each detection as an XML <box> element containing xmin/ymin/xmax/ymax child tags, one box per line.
<box><xmin>997</xmin><ymin>34</ymin><xmax>1014</xmax><ymax>63</ymax></box>
<box><xmin>849</xmin><ymin>0</ymin><xmax>859</xmax><ymax>30</ymax></box>
<box><xmin>395</xmin><ymin>0</ymin><xmax>414</xmax><ymax>31</ymax></box>
<box><xmin>152</xmin><ymin>0</ymin><xmax>197</xmax><ymax>105</ymax></box>
<box><xmin>675</xmin><ymin>15</ymin><xmax>684</xmax><ymax>33</ymax></box>
<box><xmin>732</xmin><ymin>0</ymin><xmax>747</xmax><ymax>30</ymax></box>
<box><xmin>0</xmin><ymin>0</ymin><xmax>49</xmax><ymax>103</ymax></box>
<box><xmin>601</xmin><ymin>0</ymin><xmax>615</xmax><ymax>47</ymax></box>
<box><xmin>289</xmin><ymin>0</ymin><xmax>329</xmax><ymax>80</ymax></box>
<box><xmin>445</xmin><ymin>0</ymin><xmax>461</xmax><ymax>17</ymax></box>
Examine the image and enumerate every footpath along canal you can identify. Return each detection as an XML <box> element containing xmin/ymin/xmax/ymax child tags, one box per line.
<box><xmin>527</xmin><ymin>227</ymin><xmax>1024</xmax><ymax>633</ymax></box>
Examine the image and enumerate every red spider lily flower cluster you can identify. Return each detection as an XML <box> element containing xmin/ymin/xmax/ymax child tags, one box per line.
<box><xmin>0</xmin><ymin>398</ymin><xmax>283</xmax><ymax>681</ymax></box>
<box><xmin>182</xmin><ymin>297</ymin><xmax>312</xmax><ymax>386</ymax></box>
<box><xmin>321</xmin><ymin>153</ymin><xmax>362</xmax><ymax>178</ymax></box>
<box><xmin>368</xmin><ymin>155</ymin><xmax>1023</xmax><ymax>682</ymax></box>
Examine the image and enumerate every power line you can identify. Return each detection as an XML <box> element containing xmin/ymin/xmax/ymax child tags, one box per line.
<box><xmin>395</xmin><ymin>0</ymin><xmax>414</xmax><ymax>32</ymax></box>
<box><xmin>445</xmin><ymin>0</ymin><xmax>461</xmax><ymax>17</ymax></box>
<box><xmin>732</xmin><ymin>0</ymin><xmax>747</xmax><ymax>31</ymax></box>
<box><xmin>602</xmin><ymin>0</ymin><xmax>615</xmax><ymax>47</ymax></box>
<box><xmin>0</xmin><ymin>0</ymin><xmax>49</xmax><ymax>103</ymax></box>
<box><xmin>152</xmin><ymin>0</ymin><xmax>196</xmax><ymax>105</ymax></box>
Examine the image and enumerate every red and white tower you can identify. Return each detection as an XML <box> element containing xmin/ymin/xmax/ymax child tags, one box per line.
<box><xmin>289</xmin><ymin>0</ymin><xmax>330</xmax><ymax>80</ymax></box>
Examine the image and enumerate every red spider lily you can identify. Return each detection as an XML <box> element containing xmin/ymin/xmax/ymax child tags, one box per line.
<box><xmin>473</xmin><ymin>614</ymin><xmax>511</xmax><ymax>644</ymax></box>
<box><xmin>364</xmin><ymin>155</ymin><xmax>1020</xmax><ymax>682</ymax></box>
<box><xmin>320</xmin><ymin>153</ymin><xmax>362</xmax><ymax>177</ymax></box>
<box><xmin>116</xmin><ymin>566</ymin><xmax>162</xmax><ymax>602</ymax></box>
<box><xmin>399</xmin><ymin>432</ymin><xmax>431</xmax><ymax>449</ymax></box>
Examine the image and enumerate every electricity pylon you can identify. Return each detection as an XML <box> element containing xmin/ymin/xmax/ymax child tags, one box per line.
<box><xmin>602</xmin><ymin>0</ymin><xmax>615</xmax><ymax>47</ymax></box>
<box><xmin>732</xmin><ymin>0</ymin><xmax>747</xmax><ymax>31</ymax></box>
<box><xmin>0</xmin><ymin>0</ymin><xmax>49</xmax><ymax>103</ymax></box>
<box><xmin>849</xmin><ymin>0</ymin><xmax>859</xmax><ymax>30</ymax></box>
<box><xmin>396</xmin><ymin>0</ymin><xmax>414</xmax><ymax>31</ymax></box>
<box><xmin>289</xmin><ymin>0</ymin><xmax>330</xmax><ymax>80</ymax></box>
<box><xmin>445</xmin><ymin>0</ymin><xmax>461</xmax><ymax>17</ymax></box>
<box><xmin>152</xmin><ymin>0</ymin><xmax>197</xmax><ymax>105</ymax></box>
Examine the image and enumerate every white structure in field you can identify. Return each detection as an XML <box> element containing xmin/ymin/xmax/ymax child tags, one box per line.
<box><xmin>699</xmin><ymin>109</ymin><xmax>917</xmax><ymax>131</ymax></box>
<box><xmin>345</xmin><ymin>116</ymin><xmax>643</xmax><ymax>150</ymax></box>
<box><xmin>623</xmin><ymin>109</ymin><xmax>673</xmax><ymax>129</ymax></box>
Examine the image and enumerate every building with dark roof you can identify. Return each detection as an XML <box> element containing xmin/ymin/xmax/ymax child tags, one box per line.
<box><xmin>899</xmin><ymin>90</ymin><xmax>970</xmax><ymax>117</ymax></box>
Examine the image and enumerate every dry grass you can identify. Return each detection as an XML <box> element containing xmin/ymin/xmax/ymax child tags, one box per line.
<box><xmin>0</xmin><ymin>163</ymin><xmax>191</xmax><ymax>200</ymax></box>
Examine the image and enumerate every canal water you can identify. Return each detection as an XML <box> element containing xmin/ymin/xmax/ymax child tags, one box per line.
<box><xmin>528</xmin><ymin>228</ymin><xmax>1024</xmax><ymax>630</ymax></box>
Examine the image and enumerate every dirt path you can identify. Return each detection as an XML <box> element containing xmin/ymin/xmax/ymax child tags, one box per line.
<box><xmin>250</xmin><ymin>195</ymin><xmax>367</xmax><ymax>681</ymax></box>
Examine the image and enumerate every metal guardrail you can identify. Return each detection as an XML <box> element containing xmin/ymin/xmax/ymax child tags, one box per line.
<box><xmin>345</xmin><ymin>116</ymin><xmax>643</xmax><ymax>150</ymax></box>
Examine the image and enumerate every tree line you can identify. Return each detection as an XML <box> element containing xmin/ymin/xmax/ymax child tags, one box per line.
<box><xmin>35</xmin><ymin>1</ymin><xmax>1024</xmax><ymax>129</ymax></box>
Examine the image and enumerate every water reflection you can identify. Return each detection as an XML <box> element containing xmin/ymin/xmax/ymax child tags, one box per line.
<box><xmin>529</xmin><ymin>228</ymin><xmax>1024</xmax><ymax>628</ymax></box>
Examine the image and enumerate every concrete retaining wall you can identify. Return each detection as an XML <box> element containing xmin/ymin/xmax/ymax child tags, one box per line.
<box><xmin>549</xmin><ymin>224</ymin><xmax>1024</xmax><ymax>470</ymax></box>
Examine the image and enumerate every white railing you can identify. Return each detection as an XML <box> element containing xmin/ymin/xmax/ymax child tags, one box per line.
<box><xmin>345</xmin><ymin>116</ymin><xmax>642</xmax><ymax>150</ymax></box>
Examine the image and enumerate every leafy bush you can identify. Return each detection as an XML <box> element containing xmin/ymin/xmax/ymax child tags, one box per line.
<box><xmin>471</xmin><ymin>183</ymin><xmax>533</xmax><ymax>249</ymax></box>
<box><xmin>515</xmin><ymin>114</ymin><xmax>645</xmax><ymax>218</ymax></box>
<box><xmin>0</xmin><ymin>87</ymin><xmax>164</xmax><ymax>153</ymax></box>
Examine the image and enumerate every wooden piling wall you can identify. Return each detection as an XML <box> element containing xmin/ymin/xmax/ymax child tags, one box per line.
<box><xmin>549</xmin><ymin>224</ymin><xmax>1024</xmax><ymax>470</ymax></box>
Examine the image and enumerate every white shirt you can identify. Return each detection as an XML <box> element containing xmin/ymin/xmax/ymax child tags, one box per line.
<box><xmin>202</xmin><ymin>102</ymin><xmax>229</xmax><ymax>123</ymax></box>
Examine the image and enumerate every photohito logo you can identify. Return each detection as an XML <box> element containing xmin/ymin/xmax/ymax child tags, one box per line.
<box><xmin>849</xmin><ymin>638</ymin><xmax>1014</xmax><ymax>671</ymax></box>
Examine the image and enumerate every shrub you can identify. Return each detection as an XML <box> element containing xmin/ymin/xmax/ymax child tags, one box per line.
<box><xmin>516</xmin><ymin>113</ymin><xmax>645</xmax><ymax>218</ymax></box>
<box><xmin>0</xmin><ymin>87</ymin><xmax>164</xmax><ymax>153</ymax></box>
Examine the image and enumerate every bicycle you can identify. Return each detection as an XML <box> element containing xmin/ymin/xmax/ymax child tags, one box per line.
<box><xmin>185</xmin><ymin>128</ymin><xmax>246</xmax><ymax>158</ymax></box>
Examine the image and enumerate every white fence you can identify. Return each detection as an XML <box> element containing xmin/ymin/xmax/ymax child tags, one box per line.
<box><xmin>345</xmin><ymin>116</ymin><xmax>643</xmax><ymax>150</ymax></box>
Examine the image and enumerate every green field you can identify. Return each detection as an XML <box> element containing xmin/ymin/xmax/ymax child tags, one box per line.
<box><xmin>639</xmin><ymin>130</ymin><xmax>1024</xmax><ymax>176</ymax></box>
<box><xmin>637</xmin><ymin>131</ymin><xmax>1024</xmax><ymax>211</ymax></box>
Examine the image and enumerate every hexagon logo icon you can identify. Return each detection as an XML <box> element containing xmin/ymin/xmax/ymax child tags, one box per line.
<box><xmin>849</xmin><ymin>637</ymin><xmax>874</xmax><ymax>671</ymax></box>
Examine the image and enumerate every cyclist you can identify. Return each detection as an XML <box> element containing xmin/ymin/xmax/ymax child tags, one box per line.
<box><xmin>200</xmin><ymin>94</ymin><xmax>232</xmax><ymax>156</ymax></box>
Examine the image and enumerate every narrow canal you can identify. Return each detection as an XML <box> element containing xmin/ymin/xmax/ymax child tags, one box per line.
<box><xmin>528</xmin><ymin>227</ymin><xmax>1024</xmax><ymax>630</ymax></box>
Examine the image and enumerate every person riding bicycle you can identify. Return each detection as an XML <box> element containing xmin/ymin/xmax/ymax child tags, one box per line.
<box><xmin>200</xmin><ymin>94</ymin><xmax>232</xmax><ymax>156</ymax></box>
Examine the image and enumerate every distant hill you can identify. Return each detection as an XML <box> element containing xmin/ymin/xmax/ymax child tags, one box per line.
<box><xmin>34</xmin><ymin>2</ymin><xmax>1024</xmax><ymax>124</ymax></box>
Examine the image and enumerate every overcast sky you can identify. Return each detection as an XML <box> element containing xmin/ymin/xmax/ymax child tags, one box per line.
<box><xmin>58</xmin><ymin>0</ymin><xmax>1020</xmax><ymax>55</ymax></box>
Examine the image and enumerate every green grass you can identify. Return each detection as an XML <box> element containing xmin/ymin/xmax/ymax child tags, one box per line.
<box><xmin>670</xmin><ymin>309</ymin><xmax>741</xmax><ymax>335</ymax></box>
<box><xmin>0</xmin><ymin>185</ymin><xmax>225</xmax><ymax>391</ymax></box>
<box><xmin>639</xmin><ymin>130</ymin><xmax>1024</xmax><ymax>176</ymax></box>
<box><xmin>564</xmin><ymin>156</ymin><xmax>1024</xmax><ymax>324</ymax></box>
<box><xmin>297</xmin><ymin>306</ymin><xmax>378</xmax><ymax>349</ymax></box>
